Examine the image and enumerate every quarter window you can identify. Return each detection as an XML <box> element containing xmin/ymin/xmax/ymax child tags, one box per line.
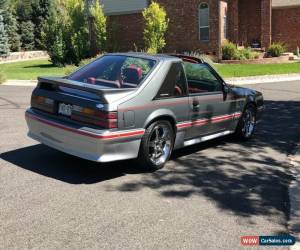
<box><xmin>184</xmin><ymin>63</ymin><xmax>222</xmax><ymax>94</ymax></box>
<box><xmin>199</xmin><ymin>3</ymin><xmax>209</xmax><ymax>41</ymax></box>
<box><xmin>156</xmin><ymin>63</ymin><xmax>187</xmax><ymax>98</ymax></box>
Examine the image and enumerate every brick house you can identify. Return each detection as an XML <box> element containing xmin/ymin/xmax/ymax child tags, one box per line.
<box><xmin>100</xmin><ymin>0</ymin><xmax>300</xmax><ymax>58</ymax></box>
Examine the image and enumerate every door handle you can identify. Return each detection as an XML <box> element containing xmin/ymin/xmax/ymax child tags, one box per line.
<box><xmin>192</xmin><ymin>101</ymin><xmax>200</xmax><ymax>111</ymax></box>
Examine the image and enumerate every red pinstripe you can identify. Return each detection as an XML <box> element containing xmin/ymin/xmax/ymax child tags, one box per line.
<box><xmin>26</xmin><ymin>113</ymin><xmax>145</xmax><ymax>140</ymax></box>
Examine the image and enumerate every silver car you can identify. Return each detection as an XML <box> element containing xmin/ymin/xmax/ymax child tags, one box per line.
<box><xmin>25</xmin><ymin>53</ymin><xmax>264</xmax><ymax>170</ymax></box>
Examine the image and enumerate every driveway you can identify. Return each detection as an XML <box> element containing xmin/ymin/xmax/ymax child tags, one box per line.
<box><xmin>1</xmin><ymin>81</ymin><xmax>300</xmax><ymax>250</ymax></box>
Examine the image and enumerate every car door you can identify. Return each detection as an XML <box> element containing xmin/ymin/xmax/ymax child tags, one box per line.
<box><xmin>184</xmin><ymin>62</ymin><xmax>237</xmax><ymax>140</ymax></box>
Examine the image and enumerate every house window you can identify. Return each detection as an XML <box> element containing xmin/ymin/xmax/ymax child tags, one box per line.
<box><xmin>199</xmin><ymin>3</ymin><xmax>209</xmax><ymax>41</ymax></box>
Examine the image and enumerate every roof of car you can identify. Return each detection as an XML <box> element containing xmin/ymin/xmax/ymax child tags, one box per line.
<box><xmin>105</xmin><ymin>52</ymin><xmax>203</xmax><ymax>63</ymax></box>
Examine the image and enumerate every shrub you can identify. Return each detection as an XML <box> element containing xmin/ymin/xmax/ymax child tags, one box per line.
<box><xmin>41</xmin><ymin>0</ymin><xmax>90</xmax><ymax>66</ymax></box>
<box><xmin>267</xmin><ymin>43</ymin><xmax>285</xmax><ymax>57</ymax></box>
<box><xmin>222</xmin><ymin>41</ymin><xmax>238</xmax><ymax>60</ymax></box>
<box><xmin>0</xmin><ymin>71</ymin><xmax>6</xmax><ymax>84</ymax></box>
<box><xmin>41</xmin><ymin>10</ymin><xmax>65</xmax><ymax>66</ymax></box>
<box><xmin>143</xmin><ymin>2</ymin><xmax>169</xmax><ymax>54</ymax></box>
<box><xmin>64</xmin><ymin>64</ymin><xmax>77</xmax><ymax>75</ymax></box>
<box><xmin>89</xmin><ymin>0</ymin><xmax>106</xmax><ymax>55</ymax></box>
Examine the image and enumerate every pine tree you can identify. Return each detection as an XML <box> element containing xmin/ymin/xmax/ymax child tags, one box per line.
<box><xmin>0</xmin><ymin>13</ymin><xmax>10</xmax><ymax>56</ymax></box>
<box><xmin>20</xmin><ymin>21</ymin><xmax>35</xmax><ymax>50</ymax></box>
<box><xmin>4</xmin><ymin>11</ymin><xmax>21</xmax><ymax>52</ymax></box>
<box><xmin>31</xmin><ymin>0</ymin><xmax>53</xmax><ymax>48</ymax></box>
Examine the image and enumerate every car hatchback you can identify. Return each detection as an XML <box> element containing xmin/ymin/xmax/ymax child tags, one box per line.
<box><xmin>25</xmin><ymin>53</ymin><xmax>264</xmax><ymax>170</ymax></box>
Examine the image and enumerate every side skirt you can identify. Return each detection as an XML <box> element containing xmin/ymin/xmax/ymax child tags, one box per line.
<box><xmin>183</xmin><ymin>130</ymin><xmax>234</xmax><ymax>147</ymax></box>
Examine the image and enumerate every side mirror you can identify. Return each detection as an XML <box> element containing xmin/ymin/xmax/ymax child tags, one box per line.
<box><xmin>223</xmin><ymin>84</ymin><xmax>230</xmax><ymax>94</ymax></box>
<box><xmin>223</xmin><ymin>84</ymin><xmax>230</xmax><ymax>100</ymax></box>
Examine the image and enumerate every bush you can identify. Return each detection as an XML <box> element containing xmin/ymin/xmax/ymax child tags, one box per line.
<box><xmin>41</xmin><ymin>0</ymin><xmax>90</xmax><ymax>66</ymax></box>
<box><xmin>89</xmin><ymin>0</ymin><xmax>106</xmax><ymax>55</ymax></box>
<box><xmin>41</xmin><ymin>10</ymin><xmax>65</xmax><ymax>66</ymax></box>
<box><xmin>222</xmin><ymin>41</ymin><xmax>237</xmax><ymax>60</ymax></box>
<box><xmin>143</xmin><ymin>2</ymin><xmax>169</xmax><ymax>54</ymax></box>
<box><xmin>0</xmin><ymin>71</ymin><xmax>6</xmax><ymax>84</ymax></box>
<box><xmin>64</xmin><ymin>55</ymin><xmax>99</xmax><ymax>75</ymax></box>
<box><xmin>64</xmin><ymin>64</ymin><xmax>77</xmax><ymax>75</ymax></box>
<box><xmin>267</xmin><ymin>43</ymin><xmax>285</xmax><ymax>57</ymax></box>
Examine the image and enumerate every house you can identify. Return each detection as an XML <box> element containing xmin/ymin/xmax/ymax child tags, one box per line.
<box><xmin>100</xmin><ymin>0</ymin><xmax>300</xmax><ymax>58</ymax></box>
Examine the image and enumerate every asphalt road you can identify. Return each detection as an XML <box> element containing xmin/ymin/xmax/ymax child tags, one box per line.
<box><xmin>1</xmin><ymin>81</ymin><xmax>300</xmax><ymax>250</ymax></box>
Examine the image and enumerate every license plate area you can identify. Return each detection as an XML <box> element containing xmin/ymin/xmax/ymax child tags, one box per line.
<box><xmin>58</xmin><ymin>103</ymin><xmax>72</xmax><ymax>117</ymax></box>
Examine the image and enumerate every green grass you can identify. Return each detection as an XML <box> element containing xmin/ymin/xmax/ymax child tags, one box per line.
<box><xmin>1</xmin><ymin>59</ymin><xmax>300</xmax><ymax>80</ymax></box>
<box><xmin>0</xmin><ymin>59</ymin><xmax>65</xmax><ymax>80</ymax></box>
<box><xmin>215</xmin><ymin>62</ymin><xmax>300</xmax><ymax>78</ymax></box>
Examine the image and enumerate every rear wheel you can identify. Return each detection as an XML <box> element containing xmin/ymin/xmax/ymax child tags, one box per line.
<box><xmin>235</xmin><ymin>104</ymin><xmax>257</xmax><ymax>140</ymax></box>
<box><xmin>137</xmin><ymin>120</ymin><xmax>174</xmax><ymax>171</ymax></box>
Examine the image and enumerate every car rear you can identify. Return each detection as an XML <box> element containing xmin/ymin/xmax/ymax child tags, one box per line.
<box><xmin>25</xmin><ymin>54</ymin><xmax>157</xmax><ymax>162</ymax></box>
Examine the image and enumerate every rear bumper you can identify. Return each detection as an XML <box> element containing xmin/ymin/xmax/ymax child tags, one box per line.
<box><xmin>25</xmin><ymin>109</ymin><xmax>144</xmax><ymax>162</ymax></box>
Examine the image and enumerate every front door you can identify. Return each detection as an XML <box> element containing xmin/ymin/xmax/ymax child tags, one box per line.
<box><xmin>183</xmin><ymin>62</ymin><xmax>236</xmax><ymax>140</ymax></box>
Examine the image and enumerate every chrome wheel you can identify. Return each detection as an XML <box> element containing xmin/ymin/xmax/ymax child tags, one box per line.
<box><xmin>242</xmin><ymin>108</ymin><xmax>256</xmax><ymax>138</ymax></box>
<box><xmin>148</xmin><ymin>124</ymin><xmax>172</xmax><ymax>166</ymax></box>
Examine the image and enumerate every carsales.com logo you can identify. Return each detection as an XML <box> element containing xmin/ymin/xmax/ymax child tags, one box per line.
<box><xmin>241</xmin><ymin>236</ymin><xmax>296</xmax><ymax>246</ymax></box>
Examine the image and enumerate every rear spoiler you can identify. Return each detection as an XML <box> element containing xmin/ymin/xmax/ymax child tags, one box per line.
<box><xmin>37</xmin><ymin>77</ymin><xmax>135</xmax><ymax>103</ymax></box>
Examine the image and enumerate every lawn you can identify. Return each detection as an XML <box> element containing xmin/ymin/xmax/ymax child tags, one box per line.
<box><xmin>1</xmin><ymin>59</ymin><xmax>300</xmax><ymax>80</ymax></box>
<box><xmin>215</xmin><ymin>62</ymin><xmax>300</xmax><ymax>78</ymax></box>
<box><xmin>0</xmin><ymin>59</ymin><xmax>65</xmax><ymax>80</ymax></box>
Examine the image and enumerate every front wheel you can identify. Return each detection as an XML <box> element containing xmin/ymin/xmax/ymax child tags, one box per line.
<box><xmin>235</xmin><ymin>104</ymin><xmax>257</xmax><ymax>140</ymax></box>
<box><xmin>137</xmin><ymin>120</ymin><xmax>174</xmax><ymax>171</ymax></box>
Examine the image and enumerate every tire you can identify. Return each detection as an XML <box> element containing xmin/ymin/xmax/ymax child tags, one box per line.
<box><xmin>235</xmin><ymin>104</ymin><xmax>257</xmax><ymax>140</ymax></box>
<box><xmin>137</xmin><ymin>120</ymin><xmax>174</xmax><ymax>171</ymax></box>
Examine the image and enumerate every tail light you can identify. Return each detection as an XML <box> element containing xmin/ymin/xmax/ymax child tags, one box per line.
<box><xmin>72</xmin><ymin>105</ymin><xmax>118</xmax><ymax>129</ymax></box>
<box><xmin>31</xmin><ymin>95</ymin><xmax>54</xmax><ymax>113</ymax></box>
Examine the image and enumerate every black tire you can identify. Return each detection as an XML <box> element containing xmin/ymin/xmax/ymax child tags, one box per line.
<box><xmin>235</xmin><ymin>104</ymin><xmax>257</xmax><ymax>140</ymax></box>
<box><xmin>137</xmin><ymin>120</ymin><xmax>174</xmax><ymax>171</ymax></box>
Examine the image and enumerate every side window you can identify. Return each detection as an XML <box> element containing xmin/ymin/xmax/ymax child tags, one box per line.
<box><xmin>156</xmin><ymin>63</ymin><xmax>187</xmax><ymax>98</ymax></box>
<box><xmin>184</xmin><ymin>62</ymin><xmax>223</xmax><ymax>94</ymax></box>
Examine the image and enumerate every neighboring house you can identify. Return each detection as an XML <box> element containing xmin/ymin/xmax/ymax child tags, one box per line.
<box><xmin>100</xmin><ymin>0</ymin><xmax>300</xmax><ymax>58</ymax></box>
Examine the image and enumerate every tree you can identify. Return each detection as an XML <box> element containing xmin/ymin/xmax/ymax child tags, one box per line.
<box><xmin>31</xmin><ymin>0</ymin><xmax>53</xmax><ymax>48</ymax></box>
<box><xmin>0</xmin><ymin>13</ymin><xmax>10</xmax><ymax>56</ymax></box>
<box><xmin>142</xmin><ymin>2</ymin><xmax>169</xmax><ymax>54</ymax></box>
<box><xmin>16</xmin><ymin>0</ymin><xmax>32</xmax><ymax>22</ymax></box>
<box><xmin>0</xmin><ymin>0</ymin><xmax>21</xmax><ymax>51</ymax></box>
<box><xmin>20</xmin><ymin>21</ymin><xmax>35</xmax><ymax>50</ymax></box>
<box><xmin>41</xmin><ymin>6</ymin><xmax>65</xmax><ymax>66</ymax></box>
<box><xmin>89</xmin><ymin>0</ymin><xmax>106</xmax><ymax>55</ymax></box>
<box><xmin>41</xmin><ymin>0</ymin><xmax>90</xmax><ymax>65</ymax></box>
<box><xmin>4</xmin><ymin>11</ymin><xmax>21</xmax><ymax>51</ymax></box>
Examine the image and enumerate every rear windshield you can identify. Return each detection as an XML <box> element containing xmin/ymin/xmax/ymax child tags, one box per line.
<box><xmin>68</xmin><ymin>55</ymin><xmax>156</xmax><ymax>89</ymax></box>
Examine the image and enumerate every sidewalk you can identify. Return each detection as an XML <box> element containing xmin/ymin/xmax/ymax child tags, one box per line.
<box><xmin>2</xmin><ymin>73</ymin><xmax>300</xmax><ymax>87</ymax></box>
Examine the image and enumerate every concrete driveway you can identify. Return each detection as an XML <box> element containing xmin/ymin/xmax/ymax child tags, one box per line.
<box><xmin>1</xmin><ymin>81</ymin><xmax>300</xmax><ymax>250</ymax></box>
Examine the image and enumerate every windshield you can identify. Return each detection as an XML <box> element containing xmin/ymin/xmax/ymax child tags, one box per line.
<box><xmin>68</xmin><ymin>55</ymin><xmax>156</xmax><ymax>89</ymax></box>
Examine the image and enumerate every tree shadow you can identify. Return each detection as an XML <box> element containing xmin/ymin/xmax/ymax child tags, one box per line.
<box><xmin>23</xmin><ymin>64</ymin><xmax>59</xmax><ymax>69</ymax></box>
<box><xmin>1</xmin><ymin>100</ymin><xmax>299</xmax><ymax>219</ymax></box>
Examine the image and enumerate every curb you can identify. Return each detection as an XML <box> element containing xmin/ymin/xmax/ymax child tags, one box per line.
<box><xmin>2</xmin><ymin>80</ymin><xmax>37</xmax><ymax>86</ymax></box>
<box><xmin>2</xmin><ymin>74</ymin><xmax>300</xmax><ymax>87</ymax></box>
<box><xmin>225</xmin><ymin>74</ymin><xmax>300</xmax><ymax>85</ymax></box>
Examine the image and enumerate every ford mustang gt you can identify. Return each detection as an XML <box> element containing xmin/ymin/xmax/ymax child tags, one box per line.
<box><xmin>25</xmin><ymin>53</ymin><xmax>264</xmax><ymax>170</ymax></box>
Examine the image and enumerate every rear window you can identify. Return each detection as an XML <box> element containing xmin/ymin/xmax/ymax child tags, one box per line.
<box><xmin>68</xmin><ymin>55</ymin><xmax>156</xmax><ymax>89</ymax></box>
